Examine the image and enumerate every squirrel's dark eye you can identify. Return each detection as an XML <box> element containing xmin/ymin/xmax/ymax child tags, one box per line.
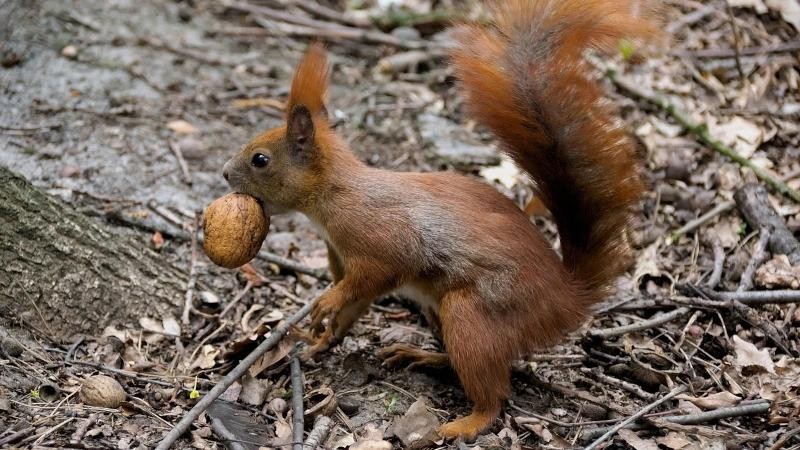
<box><xmin>251</xmin><ymin>153</ymin><xmax>270</xmax><ymax>168</ymax></box>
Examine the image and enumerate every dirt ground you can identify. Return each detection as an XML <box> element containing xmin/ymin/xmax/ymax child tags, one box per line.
<box><xmin>2</xmin><ymin>0</ymin><xmax>800</xmax><ymax>449</ymax></box>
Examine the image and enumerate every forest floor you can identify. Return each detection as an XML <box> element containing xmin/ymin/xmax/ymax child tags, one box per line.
<box><xmin>1</xmin><ymin>0</ymin><xmax>800</xmax><ymax>449</ymax></box>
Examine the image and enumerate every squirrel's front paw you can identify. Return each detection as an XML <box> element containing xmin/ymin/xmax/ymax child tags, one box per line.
<box><xmin>300</xmin><ymin>328</ymin><xmax>337</xmax><ymax>361</ymax></box>
<box><xmin>309</xmin><ymin>293</ymin><xmax>345</xmax><ymax>332</ymax></box>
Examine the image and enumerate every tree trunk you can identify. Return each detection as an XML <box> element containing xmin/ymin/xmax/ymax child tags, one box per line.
<box><xmin>0</xmin><ymin>166</ymin><xmax>186</xmax><ymax>338</ymax></box>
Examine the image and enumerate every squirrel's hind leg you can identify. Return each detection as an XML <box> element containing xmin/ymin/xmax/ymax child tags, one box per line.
<box><xmin>437</xmin><ymin>288</ymin><xmax>510</xmax><ymax>440</ymax></box>
<box><xmin>378</xmin><ymin>343</ymin><xmax>449</xmax><ymax>369</ymax></box>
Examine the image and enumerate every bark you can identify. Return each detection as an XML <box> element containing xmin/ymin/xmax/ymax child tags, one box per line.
<box><xmin>734</xmin><ymin>183</ymin><xmax>800</xmax><ymax>265</ymax></box>
<box><xmin>0</xmin><ymin>166</ymin><xmax>186</xmax><ymax>338</ymax></box>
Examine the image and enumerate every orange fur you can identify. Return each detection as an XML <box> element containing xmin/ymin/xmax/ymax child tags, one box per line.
<box><xmin>286</xmin><ymin>42</ymin><xmax>330</xmax><ymax>119</ymax></box>
<box><xmin>222</xmin><ymin>0</ymin><xmax>656</xmax><ymax>441</ymax></box>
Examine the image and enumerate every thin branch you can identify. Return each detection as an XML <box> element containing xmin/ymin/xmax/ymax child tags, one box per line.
<box><xmin>599</xmin><ymin>62</ymin><xmax>800</xmax><ymax>203</ymax></box>
<box><xmin>589</xmin><ymin>307</ymin><xmax>691</xmax><ymax>338</ymax></box>
<box><xmin>182</xmin><ymin>213</ymin><xmax>200</xmax><ymax>325</ymax></box>
<box><xmin>291</xmin><ymin>355</ymin><xmax>304</xmax><ymax>450</ymax></box>
<box><xmin>259</xmin><ymin>250</ymin><xmax>331</xmax><ymax>281</ymax></box>
<box><xmin>304</xmin><ymin>416</ymin><xmax>334</xmax><ymax>449</ymax></box>
<box><xmin>155</xmin><ymin>296</ymin><xmax>321</xmax><ymax>450</ymax></box>
<box><xmin>737</xmin><ymin>228</ymin><xmax>771</xmax><ymax>292</ymax></box>
<box><xmin>167</xmin><ymin>139</ymin><xmax>192</xmax><ymax>186</ymax></box>
<box><xmin>707</xmin><ymin>240</ymin><xmax>725</xmax><ymax>289</ymax></box>
<box><xmin>583</xmin><ymin>385</ymin><xmax>687</xmax><ymax>450</ymax></box>
<box><xmin>670</xmin><ymin>201</ymin><xmax>735</xmax><ymax>242</ymax></box>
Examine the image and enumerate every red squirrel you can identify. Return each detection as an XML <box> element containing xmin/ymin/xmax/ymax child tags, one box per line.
<box><xmin>222</xmin><ymin>0</ymin><xmax>657</xmax><ymax>440</ymax></box>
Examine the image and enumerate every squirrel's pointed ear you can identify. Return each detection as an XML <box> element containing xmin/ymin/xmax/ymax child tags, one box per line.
<box><xmin>287</xmin><ymin>105</ymin><xmax>315</xmax><ymax>161</ymax></box>
<box><xmin>287</xmin><ymin>43</ymin><xmax>329</xmax><ymax>119</ymax></box>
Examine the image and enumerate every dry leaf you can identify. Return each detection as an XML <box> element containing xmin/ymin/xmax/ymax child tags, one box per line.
<box><xmin>619</xmin><ymin>429</ymin><xmax>659</xmax><ymax>450</ymax></box>
<box><xmin>755</xmin><ymin>255</ymin><xmax>800</xmax><ymax>289</ymax></box>
<box><xmin>678</xmin><ymin>391</ymin><xmax>740</xmax><ymax>409</ymax></box>
<box><xmin>733</xmin><ymin>335</ymin><xmax>776</xmax><ymax>374</ymax></box>
<box><xmin>387</xmin><ymin>397</ymin><xmax>440</xmax><ymax>449</ymax></box>
<box><xmin>167</xmin><ymin>119</ymin><xmax>198</xmax><ymax>134</ymax></box>
<box><xmin>657</xmin><ymin>432</ymin><xmax>692</xmax><ymax>449</ymax></box>
<box><xmin>766</xmin><ymin>0</ymin><xmax>800</xmax><ymax>31</ymax></box>
<box><xmin>708</xmin><ymin>116</ymin><xmax>764</xmax><ymax>158</ymax></box>
<box><xmin>191</xmin><ymin>344</ymin><xmax>219</xmax><ymax>370</ymax></box>
<box><xmin>139</xmin><ymin>317</ymin><xmax>165</xmax><ymax>334</ymax></box>
<box><xmin>162</xmin><ymin>316</ymin><xmax>181</xmax><ymax>337</ymax></box>
<box><xmin>248</xmin><ymin>338</ymin><xmax>294</xmax><ymax>377</ymax></box>
<box><xmin>729</xmin><ymin>0</ymin><xmax>768</xmax><ymax>13</ymax></box>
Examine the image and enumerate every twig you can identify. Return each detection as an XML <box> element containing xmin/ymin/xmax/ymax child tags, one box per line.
<box><xmin>579</xmin><ymin>368</ymin><xmax>656</xmax><ymax>401</ymax></box>
<box><xmin>680</xmin><ymin>285</ymin><xmax>800</xmax><ymax>305</ymax></box>
<box><xmin>376</xmin><ymin>50</ymin><xmax>446</xmax><ymax>74</ymax></box>
<box><xmin>680</xmin><ymin>39</ymin><xmax>800</xmax><ymax>59</ymax></box>
<box><xmin>583</xmin><ymin>385</ymin><xmax>687</xmax><ymax>450</ymax></box>
<box><xmin>670</xmin><ymin>201</ymin><xmax>735</xmax><ymax>242</ymax></box>
<box><xmin>154</xmin><ymin>296</ymin><xmax>320</xmax><ymax>450</ymax></box>
<box><xmin>27</xmin><ymin>417</ymin><xmax>74</xmax><ymax>446</ymax></box>
<box><xmin>70</xmin><ymin>414</ymin><xmax>98</xmax><ymax>444</ymax></box>
<box><xmin>219</xmin><ymin>280</ymin><xmax>254</xmax><ymax>318</ymax></box>
<box><xmin>210</xmin><ymin>416</ymin><xmax>248</xmax><ymax>450</ymax></box>
<box><xmin>259</xmin><ymin>250</ymin><xmax>331</xmax><ymax>281</ymax></box>
<box><xmin>168</xmin><ymin>139</ymin><xmax>192</xmax><ymax>186</ymax></box>
<box><xmin>182</xmin><ymin>213</ymin><xmax>200</xmax><ymax>325</ymax></box>
<box><xmin>724</xmin><ymin>0</ymin><xmax>745</xmax><ymax>82</ymax></box>
<box><xmin>291</xmin><ymin>355</ymin><xmax>304</xmax><ymax>450</ymax></box>
<box><xmin>770</xmin><ymin>426</ymin><xmax>800</xmax><ymax>450</ymax></box>
<box><xmin>292</xmin><ymin>0</ymin><xmax>370</xmax><ymax>28</ymax></box>
<box><xmin>735</xmin><ymin>183</ymin><xmax>800</xmax><ymax>264</ymax></box>
<box><xmin>589</xmin><ymin>307</ymin><xmax>691</xmax><ymax>338</ymax></box>
<box><xmin>658</xmin><ymin>401</ymin><xmax>769</xmax><ymax>425</ymax></box>
<box><xmin>737</xmin><ymin>229</ymin><xmax>771</xmax><ymax>292</ymax></box>
<box><xmin>707</xmin><ymin>240</ymin><xmax>725</xmax><ymax>289</ymax></box>
<box><xmin>666</xmin><ymin>4</ymin><xmax>716</xmax><ymax>34</ymax></box>
<box><xmin>0</xmin><ymin>427</ymin><xmax>34</xmax><ymax>446</ymax></box>
<box><xmin>581</xmin><ymin>400</ymin><xmax>770</xmax><ymax>440</ymax></box>
<box><xmin>224</xmin><ymin>1</ymin><xmax>428</xmax><ymax>49</ymax></box>
<box><xmin>304</xmin><ymin>415</ymin><xmax>334</xmax><ymax>449</ymax></box>
<box><xmin>600</xmin><ymin>63</ymin><xmax>800</xmax><ymax>203</ymax></box>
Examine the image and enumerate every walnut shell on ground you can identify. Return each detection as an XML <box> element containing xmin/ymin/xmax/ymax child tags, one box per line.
<box><xmin>203</xmin><ymin>193</ymin><xmax>269</xmax><ymax>269</ymax></box>
<box><xmin>80</xmin><ymin>375</ymin><xmax>126</xmax><ymax>408</ymax></box>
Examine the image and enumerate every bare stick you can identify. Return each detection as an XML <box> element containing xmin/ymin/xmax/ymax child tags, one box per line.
<box><xmin>600</xmin><ymin>63</ymin><xmax>800</xmax><ymax>203</ymax></box>
<box><xmin>735</xmin><ymin>183</ymin><xmax>800</xmax><ymax>264</ymax></box>
<box><xmin>583</xmin><ymin>385</ymin><xmax>687</xmax><ymax>450</ymax></box>
<box><xmin>292</xmin><ymin>0</ymin><xmax>370</xmax><ymax>28</ymax></box>
<box><xmin>707</xmin><ymin>241</ymin><xmax>725</xmax><ymax>289</ymax></box>
<box><xmin>224</xmin><ymin>1</ymin><xmax>426</xmax><ymax>49</ymax></box>
<box><xmin>259</xmin><ymin>250</ymin><xmax>331</xmax><ymax>281</ymax></box>
<box><xmin>680</xmin><ymin>284</ymin><xmax>800</xmax><ymax>305</ymax></box>
<box><xmin>291</xmin><ymin>355</ymin><xmax>304</xmax><ymax>450</ymax></box>
<box><xmin>167</xmin><ymin>139</ymin><xmax>192</xmax><ymax>186</ymax></box>
<box><xmin>582</xmin><ymin>400</ymin><xmax>769</xmax><ymax>440</ymax></box>
<box><xmin>219</xmin><ymin>280</ymin><xmax>254</xmax><ymax>319</ymax></box>
<box><xmin>155</xmin><ymin>296</ymin><xmax>320</xmax><ymax>450</ymax></box>
<box><xmin>670</xmin><ymin>201</ymin><xmax>735</xmax><ymax>242</ymax></box>
<box><xmin>182</xmin><ymin>213</ymin><xmax>200</xmax><ymax>325</ymax></box>
<box><xmin>770</xmin><ymin>426</ymin><xmax>800</xmax><ymax>450</ymax></box>
<box><xmin>589</xmin><ymin>307</ymin><xmax>690</xmax><ymax>338</ymax></box>
<box><xmin>724</xmin><ymin>0</ymin><xmax>745</xmax><ymax>82</ymax></box>
<box><xmin>70</xmin><ymin>413</ymin><xmax>97</xmax><ymax>444</ymax></box>
<box><xmin>304</xmin><ymin>416</ymin><xmax>334</xmax><ymax>449</ymax></box>
<box><xmin>579</xmin><ymin>368</ymin><xmax>656</xmax><ymax>401</ymax></box>
<box><xmin>737</xmin><ymin>229</ymin><xmax>771</xmax><ymax>292</ymax></box>
<box><xmin>210</xmin><ymin>416</ymin><xmax>248</xmax><ymax>450</ymax></box>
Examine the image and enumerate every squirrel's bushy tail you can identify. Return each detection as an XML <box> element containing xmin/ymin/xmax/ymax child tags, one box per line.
<box><xmin>451</xmin><ymin>0</ymin><xmax>657</xmax><ymax>296</ymax></box>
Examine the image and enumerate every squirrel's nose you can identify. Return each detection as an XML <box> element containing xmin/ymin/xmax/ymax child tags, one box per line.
<box><xmin>223</xmin><ymin>170</ymin><xmax>229</xmax><ymax>181</ymax></box>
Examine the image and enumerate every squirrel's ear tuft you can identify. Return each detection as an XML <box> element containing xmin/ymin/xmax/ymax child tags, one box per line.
<box><xmin>287</xmin><ymin>105</ymin><xmax>315</xmax><ymax>161</ymax></box>
<box><xmin>287</xmin><ymin>43</ymin><xmax>329</xmax><ymax>119</ymax></box>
